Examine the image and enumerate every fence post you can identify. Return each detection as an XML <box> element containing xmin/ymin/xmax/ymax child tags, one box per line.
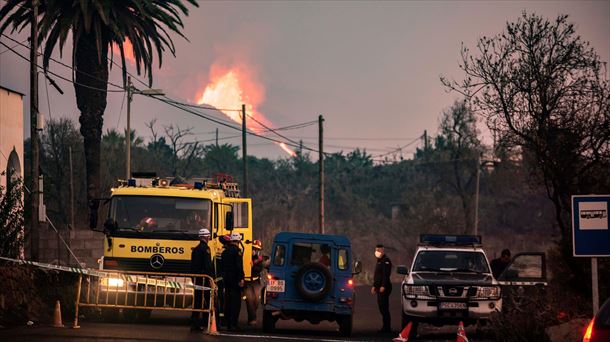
<box><xmin>72</xmin><ymin>274</ymin><xmax>82</xmax><ymax>328</ymax></box>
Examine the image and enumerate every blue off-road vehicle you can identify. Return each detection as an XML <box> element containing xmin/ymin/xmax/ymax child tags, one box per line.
<box><xmin>263</xmin><ymin>232</ymin><xmax>362</xmax><ymax>336</ymax></box>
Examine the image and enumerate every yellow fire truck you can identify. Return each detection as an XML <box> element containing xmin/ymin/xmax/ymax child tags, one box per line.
<box><xmin>90</xmin><ymin>173</ymin><xmax>252</xmax><ymax>320</ymax></box>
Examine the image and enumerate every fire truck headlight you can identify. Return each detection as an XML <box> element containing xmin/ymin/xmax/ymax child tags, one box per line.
<box><xmin>107</xmin><ymin>278</ymin><xmax>124</xmax><ymax>287</ymax></box>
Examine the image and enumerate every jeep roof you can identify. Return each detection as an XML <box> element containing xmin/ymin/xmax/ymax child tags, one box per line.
<box><xmin>272</xmin><ymin>232</ymin><xmax>351</xmax><ymax>246</ymax></box>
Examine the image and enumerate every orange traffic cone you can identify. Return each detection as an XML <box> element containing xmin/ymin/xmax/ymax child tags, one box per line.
<box><xmin>456</xmin><ymin>321</ymin><xmax>469</xmax><ymax>342</ymax></box>
<box><xmin>53</xmin><ymin>300</ymin><xmax>64</xmax><ymax>328</ymax></box>
<box><xmin>392</xmin><ymin>321</ymin><xmax>412</xmax><ymax>342</ymax></box>
<box><xmin>207</xmin><ymin>312</ymin><xmax>218</xmax><ymax>335</ymax></box>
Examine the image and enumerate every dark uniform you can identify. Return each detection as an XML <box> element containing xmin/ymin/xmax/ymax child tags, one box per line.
<box><xmin>490</xmin><ymin>257</ymin><xmax>510</xmax><ymax>278</ymax></box>
<box><xmin>190</xmin><ymin>240</ymin><xmax>213</xmax><ymax>329</ymax></box>
<box><xmin>244</xmin><ymin>254</ymin><xmax>265</xmax><ymax>324</ymax></box>
<box><xmin>221</xmin><ymin>243</ymin><xmax>244</xmax><ymax>330</ymax></box>
<box><xmin>374</xmin><ymin>254</ymin><xmax>392</xmax><ymax>332</ymax></box>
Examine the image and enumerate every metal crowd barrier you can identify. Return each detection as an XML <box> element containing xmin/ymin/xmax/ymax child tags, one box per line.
<box><xmin>73</xmin><ymin>270</ymin><xmax>216</xmax><ymax>332</ymax></box>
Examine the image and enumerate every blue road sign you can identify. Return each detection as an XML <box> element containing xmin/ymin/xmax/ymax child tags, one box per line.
<box><xmin>572</xmin><ymin>195</ymin><xmax>610</xmax><ymax>257</ymax></box>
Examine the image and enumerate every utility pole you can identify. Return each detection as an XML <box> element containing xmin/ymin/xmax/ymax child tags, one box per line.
<box><xmin>423</xmin><ymin>130</ymin><xmax>428</xmax><ymax>151</ymax></box>
<box><xmin>319</xmin><ymin>115</ymin><xmax>325</xmax><ymax>234</ymax></box>
<box><xmin>30</xmin><ymin>0</ymin><xmax>40</xmax><ymax>261</ymax></box>
<box><xmin>69</xmin><ymin>146</ymin><xmax>75</xmax><ymax>230</ymax></box>
<box><xmin>215</xmin><ymin>128</ymin><xmax>219</xmax><ymax>146</ymax></box>
<box><xmin>125</xmin><ymin>76</ymin><xmax>132</xmax><ymax>179</ymax></box>
<box><xmin>69</xmin><ymin>146</ymin><xmax>74</xmax><ymax>265</ymax></box>
<box><xmin>242</xmin><ymin>104</ymin><xmax>248</xmax><ymax>197</ymax></box>
<box><xmin>474</xmin><ymin>154</ymin><xmax>481</xmax><ymax>236</ymax></box>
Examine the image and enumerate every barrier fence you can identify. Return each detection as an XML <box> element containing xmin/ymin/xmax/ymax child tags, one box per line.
<box><xmin>0</xmin><ymin>256</ymin><xmax>216</xmax><ymax>333</ymax></box>
<box><xmin>74</xmin><ymin>270</ymin><xmax>216</xmax><ymax>331</ymax></box>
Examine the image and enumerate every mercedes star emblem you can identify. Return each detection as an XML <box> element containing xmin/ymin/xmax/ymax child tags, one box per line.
<box><xmin>150</xmin><ymin>254</ymin><xmax>165</xmax><ymax>269</ymax></box>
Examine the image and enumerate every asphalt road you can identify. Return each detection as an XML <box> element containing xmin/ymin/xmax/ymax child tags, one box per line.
<box><xmin>0</xmin><ymin>284</ymin><xmax>490</xmax><ymax>341</ymax></box>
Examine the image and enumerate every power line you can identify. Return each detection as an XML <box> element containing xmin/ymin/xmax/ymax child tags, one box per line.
<box><xmin>370</xmin><ymin>135</ymin><xmax>423</xmax><ymax>159</ymax></box>
<box><xmin>0</xmin><ymin>40</ymin><xmax>125</xmax><ymax>93</ymax></box>
<box><xmin>1</xmin><ymin>33</ymin><xmax>126</xmax><ymax>91</ymax></box>
<box><xmin>286</xmin><ymin>136</ymin><xmax>421</xmax><ymax>141</ymax></box>
<box><xmin>245</xmin><ymin>112</ymin><xmax>319</xmax><ymax>153</ymax></box>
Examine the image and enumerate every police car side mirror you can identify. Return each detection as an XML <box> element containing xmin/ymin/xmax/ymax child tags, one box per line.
<box><xmin>396</xmin><ymin>265</ymin><xmax>409</xmax><ymax>275</ymax></box>
<box><xmin>225</xmin><ymin>211</ymin><xmax>234</xmax><ymax>230</ymax></box>
<box><xmin>353</xmin><ymin>261</ymin><xmax>362</xmax><ymax>275</ymax></box>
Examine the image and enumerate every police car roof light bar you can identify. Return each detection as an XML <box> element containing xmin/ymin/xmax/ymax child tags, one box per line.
<box><xmin>419</xmin><ymin>234</ymin><xmax>482</xmax><ymax>246</ymax></box>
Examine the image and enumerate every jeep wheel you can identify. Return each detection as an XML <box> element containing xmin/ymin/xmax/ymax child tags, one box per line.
<box><xmin>263</xmin><ymin>310</ymin><xmax>275</xmax><ymax>332</ymax></box>
<box><xmin>295</xmin><ymin>262</ymin><xmax>333</xmax><ymax>301</ymax></box>
<box><xmin>401</xmin><ymin>312</ymin><xmax>418</xmax><ymax>338</ymax></box>
<box><xmin>338</xmin><ymin>314</ymin><xmax>353</xmax><ymax>337</ymax></box>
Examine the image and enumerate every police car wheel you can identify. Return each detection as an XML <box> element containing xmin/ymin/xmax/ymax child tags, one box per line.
<box><xmin>295</xmin><ymin>262</ymin><xmax>333</xmax><ymax>301</ymax></box>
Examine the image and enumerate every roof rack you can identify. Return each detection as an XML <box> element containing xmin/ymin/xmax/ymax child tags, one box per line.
<box><xmin>419</xmin><ymin>234</ymin><xmax>482</xmax><ymax>247</ymax></box>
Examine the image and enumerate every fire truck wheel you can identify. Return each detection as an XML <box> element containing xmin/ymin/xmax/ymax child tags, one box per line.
<box><xmin>137</xmin><ymin>309</ymin><xmax>152</xmax><ymax>321</ymax></box>
<box><xmin>101</xmin><ymin>308</ymin><xmax>120</xmax><ymax>322</ymax></box>
<box><xmin>122</xmin><ymin>308</ymin><xmax>137</xmax><ymax>321</ymax></box>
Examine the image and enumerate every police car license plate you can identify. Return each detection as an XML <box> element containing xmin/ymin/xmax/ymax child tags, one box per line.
<box><xmin>439</xmin><ymin>302</ymin><xmax>467</xmax><ymax>310</ymax></box>
<box><xmin>267</xmin><ymin>279</ymin><xmax>285</xmax><ymax>293</ymax></box>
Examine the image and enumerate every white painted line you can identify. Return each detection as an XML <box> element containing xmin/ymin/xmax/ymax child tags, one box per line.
<box><xmin>216</xmin><ymin>332</ymin><xmax>367</xmax><ymax>342</ymax></box>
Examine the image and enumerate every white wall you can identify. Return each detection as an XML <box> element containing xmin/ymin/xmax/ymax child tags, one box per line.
<box><xmin>0</xmin><ymin>86</ymin><xmax>24</xmax><ymax>189</ymax></box>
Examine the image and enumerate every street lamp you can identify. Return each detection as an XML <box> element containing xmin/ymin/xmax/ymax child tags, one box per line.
<box><xmin>474</xmin><ymin>155</ymin><xmax>498</xmax><ymax>236</ymax></box>
<box><xmin>125</xmin><ymin>76</ymin><xmax>164</xmax><ymax>179</ymax></box>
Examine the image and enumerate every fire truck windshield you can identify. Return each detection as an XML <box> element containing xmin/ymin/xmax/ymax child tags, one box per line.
<box><xmin>110</xmin><ymin>196</ymin><xmax>212</xmax><ymax>233</ymax></box>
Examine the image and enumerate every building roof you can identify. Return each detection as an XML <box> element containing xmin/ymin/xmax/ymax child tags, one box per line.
<box><xmin>0</xmin><ymin>85</ymin><xmax>25</xmax><ymax>97</ymax></box>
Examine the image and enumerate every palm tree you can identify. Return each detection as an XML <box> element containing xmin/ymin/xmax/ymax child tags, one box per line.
<box><xmin>0</xmin><ymin>0</ymin><xmax>197</xmax><ymax>219</ymax></box>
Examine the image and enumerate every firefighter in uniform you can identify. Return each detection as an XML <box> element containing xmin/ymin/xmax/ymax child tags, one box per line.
<box><xmin>244</xmin><ymin>240</ymin><xmax>265</xmax><ymax>325</ymax></box>
<box><xmin>190</xmin><ymin>228</ymin><xmax>213</xmax><ymax>331</ymax></box>
<box><xmin>214</xmin><ymin>234</ymin><xmax>231</xmax><ymax>327</ymax></box>
<box><xmin>371</xmin><ymin>244</ymin><xmax>392</xmax><ymax>333</ymax></box>
<box><xmin>222</xmin><ymin>232</ymin><xmax>245</xmax><ymax>331</ymax></box>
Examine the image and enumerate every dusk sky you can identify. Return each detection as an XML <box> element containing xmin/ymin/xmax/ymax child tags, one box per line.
<box><xmin>1</xmin><ymin>1</ymin><xmax>608</xmax><ymax>160</ymax></box>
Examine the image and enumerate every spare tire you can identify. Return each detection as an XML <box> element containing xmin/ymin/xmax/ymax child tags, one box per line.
<box><xmin>295</xmin><ymin>262</ymin><xmax>333</xmax><ymax>301</ymax></box>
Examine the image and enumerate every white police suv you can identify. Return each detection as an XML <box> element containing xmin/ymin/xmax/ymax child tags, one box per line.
<box><xmin>396</xmin><ymin>235</ymin><xmax>546</xmax><ymax>338</ymax></box>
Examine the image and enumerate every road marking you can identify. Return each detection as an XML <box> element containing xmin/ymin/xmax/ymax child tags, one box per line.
<box><xmin>216</xmin><ymin>333</ymin><xmax>364</xmax><ymax>342</ymax></box>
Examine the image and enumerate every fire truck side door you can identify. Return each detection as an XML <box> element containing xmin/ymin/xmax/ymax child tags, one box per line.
<box><xmin>223</xmin><ymin>198</ymin><xmax>253</xmax><ymax>278</ymax></box>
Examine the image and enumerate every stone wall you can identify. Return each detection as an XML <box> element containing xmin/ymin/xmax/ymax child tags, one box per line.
<box><xmin>38</xmin><ymin>225</ymin><xmax>104</xmax><ymax>269</ymax></box>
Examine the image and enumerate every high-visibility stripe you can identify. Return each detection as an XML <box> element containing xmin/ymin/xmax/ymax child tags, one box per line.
<box><xmin>0</xmin><ymin>256</ymin><xmax>212</xmax><ymax>290</ymax></box>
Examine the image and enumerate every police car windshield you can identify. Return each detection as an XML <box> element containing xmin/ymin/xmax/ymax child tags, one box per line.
<box><xmin>413</xmin><ymin>251</ymin><xmax>490</xmax><ymax>274</ymax></box>
<box><xmin>110</xmin><ymin>196</ymin><xmax>211</xmax><ymax>233</ymax></box>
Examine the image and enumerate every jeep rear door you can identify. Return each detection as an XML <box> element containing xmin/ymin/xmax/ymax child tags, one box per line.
<box><xmin>497</xmin><ymin>252</ymin><xmax>547</xmax><ymax>312</ymax></box>
<box><xmin>286</xmin><ymin>239</ymin><xmax>337</xmax><ymax>303</ymax></box>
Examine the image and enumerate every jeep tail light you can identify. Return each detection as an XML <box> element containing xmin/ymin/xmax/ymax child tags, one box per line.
<box><xmin>583</xmin><ymin>318</ymin><xmax>594</xmax><ymax>342</ymax></box>
<box><xmin>347</xmin><ymin>279</ymin><xmax>353</xmax><ymax>287</ymax></box>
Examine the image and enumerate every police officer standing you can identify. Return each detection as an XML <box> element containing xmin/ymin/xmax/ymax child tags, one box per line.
<box><xmin>190</xmin><ymin>228</ymin><xmax>213</xmax><ymax>331</ymax></box>
<box><xmin>222</xmin><ymin>232</ymin><xmax>245</xmax><ymax>331</ymax></box>
<box><xmin>371</xmin><ymin>244</ymin><xmax>392</xmax><ymax>333</ymax></box>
